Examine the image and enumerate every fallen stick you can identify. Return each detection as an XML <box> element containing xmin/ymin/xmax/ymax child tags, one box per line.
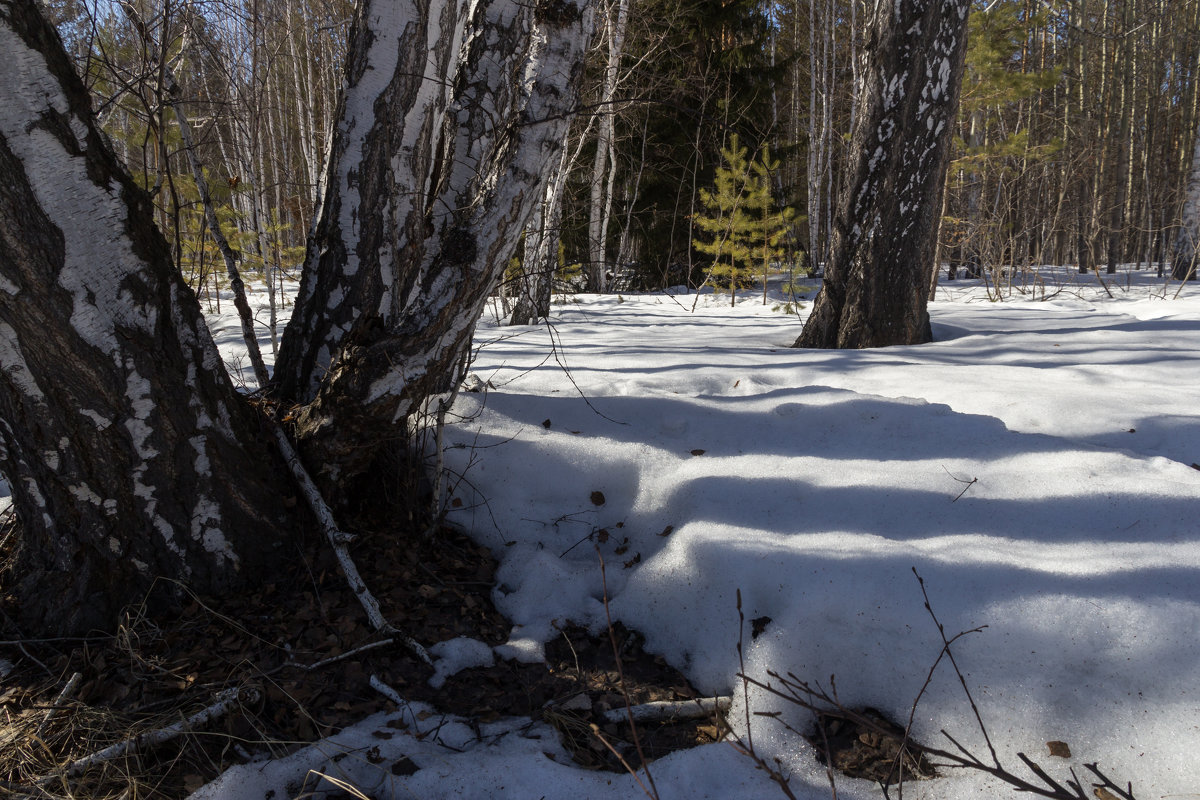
<box><xmin>34</xmin><ymin>671</ymin><xmax>81</xmax><ymax>738</ymax></box>
<box><xmin>368</xmin><ymin>674</ymin><xmax>407</xmax><ymax>708</ymax></box>
<box><xmin>272</xmin><ymin>426</ymin><xmax>431</xmax><ymax>665</ymax></box>
<box><xmin>600</xmin><ymin>696</ymin><xmax>731</xmax><ymax>725</ymax></box>
<box><xmin>286</xmin><ymin>639</ymin><xmax>395</xmax><ymax>671</ymax></box>
<box><xmin>39</xmin><ymin>688</ymin><xmax>246</xmax><ymax>783</ymax></box>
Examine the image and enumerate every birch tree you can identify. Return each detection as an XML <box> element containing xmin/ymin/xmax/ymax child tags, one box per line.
<box><xmin>274</xmin><ymin>0</ymin><xmax>595</xmax><ymax>492</ymax></box>
<box><xmin>795</xmin><ymin>0</ymin><xmax>970</xmax><ymax>348</ymax></box>
<box><xmin>0</xmin><ymin>0</ymin><xmax>296</xmax><ymax>634</ymax></box>
<box><xmin>0</xmin><ymin>0</ymin><xmax>595</xmax><ymax>635</ymax></box>
<box><xmin>584</xmin><ymin>0</ymin><xmax>630</xmax><ymax>292</ymax></box>
<box><xmin>1172</xmin><ymin>121</ymin><xmax>1200</xmax><ymax>281</ymax></box>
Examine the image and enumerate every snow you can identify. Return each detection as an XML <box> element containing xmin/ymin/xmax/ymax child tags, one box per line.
<box><xmin>184</xmin><ymin>267</ymin><xmax>1200</xmax><ymax>800</ymax></box>
<box><xmin>428</xmin><ymin>636</ymin><xmax>496</xmax><ymax>688</ymax></box>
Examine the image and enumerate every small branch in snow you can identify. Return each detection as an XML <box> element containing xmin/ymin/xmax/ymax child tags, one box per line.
<box><xmin>728</xmin><ymin>588</ymin><xmax>800</xmax><ymax>800</ymax></box>
<box><xmin>599</xmin><ymin>696</ymin><xmax>731</xmax><ymax>725</ymax></box>
<box><xmin>369</xmin><ymin>674</ymin><xmax>409</xmax><ymax>710</ymax></box>
<box><xmin>733</xmin><ymin>571</ymin><xmax>1139</xmax><ymax>800</ymax></box>
<box><xmin>941</xmin><ymin>466</ymin><xmax>978</xmax><ymax>502</ymax></box>
<box><xmin>595</xmin><ymin>547</ymin><xmax>659</xmax><ymax>800</ymax></box>
<box><xmin>543</xmin><ymin>320</ymin><xmax>628</xmax><ymax>426</ymax></box>
<box><xmin>369</xmin><ymin>675</ymin><xmax>458</xmax><ymax>749</ymax></box>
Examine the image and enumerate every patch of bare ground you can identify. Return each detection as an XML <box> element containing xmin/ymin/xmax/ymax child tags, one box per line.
<box><xmin>0</xmin><ymin>505</ymin><xmax>718</xmax><ymax>798</ymax></box>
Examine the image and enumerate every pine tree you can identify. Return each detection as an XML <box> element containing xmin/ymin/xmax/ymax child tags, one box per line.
<box><xmin>749</xmin><ymin>148</ymin><xmax>796</xmax><ymax>306</ymax></box>
<box><xmin>693</xmin><ymin>135</ymin><xmax>793</xmax><ymax>306</ymax></box>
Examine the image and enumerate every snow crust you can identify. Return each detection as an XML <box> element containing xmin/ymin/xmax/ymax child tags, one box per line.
<box><xmin>190</xmin><ymin>268</ymin><xmax>1200</xmax><ymax>800</ymax></box>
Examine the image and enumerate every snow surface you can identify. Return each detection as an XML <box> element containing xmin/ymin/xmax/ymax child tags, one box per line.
<box><xmin>4</xmin><ymin>267</ymin><xmax>1198</xmax><ymax>799</ymax></box>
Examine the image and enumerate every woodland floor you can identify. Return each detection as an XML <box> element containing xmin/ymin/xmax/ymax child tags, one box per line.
<box><xmin>0</xmin><ymin>502</ymin><xmax>729</xmax><ymax>799</ymax></box>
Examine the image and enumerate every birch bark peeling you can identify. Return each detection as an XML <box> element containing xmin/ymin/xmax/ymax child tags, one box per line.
<box><xmin>274</xmin><ymin>0</ymin><xmax>595</xmax><ymax>490</ymax></box>
<box><xmin>795</xmin><ymin>0</ymin><xmax>971</xmax><ymax>349</ymax></box>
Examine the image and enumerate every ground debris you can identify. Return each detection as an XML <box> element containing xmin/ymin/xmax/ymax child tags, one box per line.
<box><xmin>808</xmin><ymin>707</ymin><xmax>937</xmax><ymax>785</ymax></box>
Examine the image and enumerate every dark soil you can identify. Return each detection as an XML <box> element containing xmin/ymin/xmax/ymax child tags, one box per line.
<box><xmin>0</xmin><ymin>506</ymin><xmax>722</xmax><ymax>798</ymax></box>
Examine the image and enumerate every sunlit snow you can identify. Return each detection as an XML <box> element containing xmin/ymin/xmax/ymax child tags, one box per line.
<box><xmin>9</xmin><ymin>266</ymin><xmax>1197</xmax><ymax>800</ymax></box>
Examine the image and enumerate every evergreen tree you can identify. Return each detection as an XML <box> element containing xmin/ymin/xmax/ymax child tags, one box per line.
<box><xmin>694</xmin><ymin>135</ymin><xmax>793</xmax><ymax>305</ymax></box>
<box><xmin>942</xmin><ymin>0</ymin><xmax>1060</xmax><ymax>284</ymax></box>
<box><xmin>565</xmin><ymin>0</ymin><xmax>782</xmax><ymax>288</ymax></box>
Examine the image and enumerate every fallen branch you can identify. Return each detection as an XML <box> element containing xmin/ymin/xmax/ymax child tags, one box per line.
<box><xmin>34</xmin><ymin>671</ymin><xmax>81</xmax><ymax>739</ymax></box>
<box><xmin>272</xmin><ymin>426</ymin><xmax>431</xmax><ymax>666</ymax></box>
<box><xmin>732</xmin><ymin>570</ymin><xmax>1139</xmax><ymax>800</ymax></box>
<box><xmin>368</xmin><ymin>674</ymin><xmax>408</xmax><ymax>709</ymax></box>
<box><xmin>39</xmin><ymin>687</ymin><xmax>248</xmax><ymax>783</ymax></box>
<box><xmin>286</xmin><ymin>639</ymin><xmax>395</xmax><ymax>672</ymax></box>
<box><xmin>600</xmin><ymin>696</ymin><xmax>731</xmax><ymax>725</ymax></box>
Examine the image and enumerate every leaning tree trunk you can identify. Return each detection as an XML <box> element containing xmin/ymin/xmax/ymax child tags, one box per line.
<box><xmin>273</xmin><ymin>0</ymin><xmax>595</xmax><ymax>492</ymax></box>
<box><xmin>795</xmin><ymin>0</ymin><xmax>971</xmax><ymax>349</ymax></box>
<box><xmin>0</xmin><ymin>0</ymin><xmax>298</xmax><ymax>636</ymax></box>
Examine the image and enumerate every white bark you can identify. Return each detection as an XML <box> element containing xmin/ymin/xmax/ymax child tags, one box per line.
<box><xmin>600</xmin><ymin>696</ymin><xmax>732</xmax><ymax>724</ymax></box>
<box><xmin>0</xmin><ymin>0</ymin><xmax>295</xmax><ymax>635</ymax></box>
<box><xmin>275</xmin><ymin>0</ymin><xmax>596</xmax><ymax>487</ymax></box>
<box><xmin>1172</xmin><ymin>122</ymin><xmax>1200</xmax><ymax>280</ymax></box>
<box><xmin>585</xmin><ymin>0</ymin><xmax>630</xmax><ymax>292</ymax></box>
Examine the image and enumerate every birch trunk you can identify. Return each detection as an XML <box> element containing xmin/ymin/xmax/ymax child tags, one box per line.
<box><xmin>795</xmin><ymin>0</ymin><xmax>971</xmax><ymax>349</ymax></box>
<box><xmin>511</xmin><ymin>139</ymin><xmax>576</xmax><ymax>326</ymax></box>
<box><xmin>0</xmin><ymin>0</ymin><xmax>296</xmax><ymax>636</ymax></box>
<box><xmin>274</xmin><ymin>0</ymin><xmax>595</xmax><ymax>489</ymax></box>
<box><xmin>585</xmin><ymin>0</ymin><xmax>630</xmax><ymax>293</ymax></box>
<box><xmin>1172</xmin><ymin>122</ymin><xmax>1200</xmax><ymax>281</ymax></box>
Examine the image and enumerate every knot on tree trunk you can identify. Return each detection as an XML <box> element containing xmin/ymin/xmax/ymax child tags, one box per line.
<box><xmin>535</xmin><ymin>0</ymin><xmax>583</xmax><ymax>26</ymax></box>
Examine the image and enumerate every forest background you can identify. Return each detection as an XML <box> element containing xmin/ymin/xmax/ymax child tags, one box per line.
<box><xmin>38</xmin><ymin>0</ymin><xmax>1200</xmax><ymax>327</ymax></box>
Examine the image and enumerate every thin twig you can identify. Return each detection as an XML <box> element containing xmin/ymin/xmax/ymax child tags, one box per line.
<box><xmin>34</xmin><ymin>672</ymin><xmax>81</xmax><ymax>739</ymax></box>
<box><xmin>285</xmin><ymin>639</ymin><xmax>395</xmax><ymax>672</ymax></box>
<box><xmin>913</xmin><ymin>568</ymin><xmax>998</xmax><ymax>766</ymax></box>
<box><xmin>595</xmin><ymin>547</ymin><xmax>659</xmax><ymax>800</ymax></box>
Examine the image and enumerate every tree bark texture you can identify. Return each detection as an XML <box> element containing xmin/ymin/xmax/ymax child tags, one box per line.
<box><xmin>0</xmin><ymin>0</ymin><xmax>297</xmax><ymax>635</ymax></box>
<box><xmin>273</xmin><ymin>0</ymin><xmax>595</xmax><ymax>488</ymax></box>
<box><xmin>795</xmin><ymin>0</ymin><xmax>970</xmax><ymax>349</ymax></box>
<box><xmin>511</xmin><ymin>142</ymin><xmax>574</xmax><ymax>326</ymax></box>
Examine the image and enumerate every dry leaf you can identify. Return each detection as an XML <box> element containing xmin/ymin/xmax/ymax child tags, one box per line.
<box><xmin>1047</xmin><ymin>740</ymin><xmax>1071</xmax><ymax>758</ymax></box>
<box><xmin>590</xmin><ymin>490</ymin><xmax>606</xmax><ymax>505</ymax></box>
<box><xmin>658</xmin><ymin>525</ymin><xmax>675</xmax><ymax>537</ymax></box>
<box><xmin>541</xmin><ymin>419</ymin><xmax>552</xmax><ymax>429</ymax></box>
<box><xmin>690</xmin><ymin>449</ymin><xmax>705</xmax><ymax>456</ymax></box>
